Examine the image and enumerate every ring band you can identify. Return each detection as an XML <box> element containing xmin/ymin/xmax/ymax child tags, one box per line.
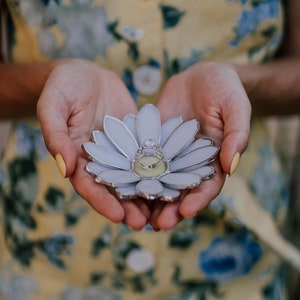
<box><xmin>136</xmin><ymin>154</ymin><xmax>163</xmax><ymax>170</ymax></box>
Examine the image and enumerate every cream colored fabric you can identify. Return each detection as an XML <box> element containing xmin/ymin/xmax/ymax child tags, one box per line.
<box><xmin>0</xmin><ymin>1</ymin><xmax>297</xmax><ymax>299</ymax></box>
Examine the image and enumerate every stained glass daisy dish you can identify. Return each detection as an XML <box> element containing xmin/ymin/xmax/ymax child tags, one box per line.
<box><xmin>82</xmin><ymin>104</ymin><xmax>219</xmax><ymax>202</ymax></box>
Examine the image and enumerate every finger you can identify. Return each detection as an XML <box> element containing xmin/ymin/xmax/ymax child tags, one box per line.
<box><xmin>132</xmin><ymin>198</ymin><xmax>152</xmax><ymax>221</ymax></box>
<box><xmin>37</xmin><ymin>88</ymin><xmax>77</xmax><ymax>177</ymax></box>
<box><xmin>70</xmin><ymin>158</ymin><xmax>125</xmax><ymax>223</ymax></box>
<box><xmin>121</xmin><ymin>200</ymin><xmax>148</xmax><ymax>230</ymax></box>
<box><xmin>149</xmin><ymin>200</ymin><xmax>166</xmax><ymax>231</ymax></box>
<box><xmin>179</xmin><ymin>166</ymin><xmax>226</xmax><ymax>218</ymax></box>
<box><xmin>153</xmin><ymin>189</ymin><xmax>190</xmax><ymax>230</ymax></box>
<box><xmin>220</xmin><ymin>85</ymin><xmax>251</xmax><ymax>175</ymax></box>
<box><xmin>155</xmin><ymin>201</ymin><xmax>183</xmax><ymax>231</ymax></box>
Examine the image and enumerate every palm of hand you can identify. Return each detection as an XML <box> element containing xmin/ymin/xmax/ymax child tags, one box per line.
<box><xmin>38</xmin><ymin>60</ymin><xmax>250</xmax><ymax>231</ymax></box>
<box><xmin>150</xmin><ymin>62</ymin><xmax>251</xmax><ymax>230</ymax></box>
<box><xmin>37</xmin><ymin>60</ymin><xmax>152</xmax><ymax>229</ymax></box>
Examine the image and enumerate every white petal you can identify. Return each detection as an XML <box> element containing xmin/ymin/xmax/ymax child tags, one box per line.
<box><xmin>92</xmin><ymin>130</ymin><xmax>118</xmax><ymax>152</ymax></box>
<box><xmin>123</xmin><ymin>114</ymin><xmax>138</xmax><ymax>140</ymax></box>
<box><xmin>190</xmin><ymin>166</ymin><xmax>216</xmax><ymax>180</ymax></box>
<box><xmin>160</xmin><ymin>187</ymin><xmax>180</xmax><ymax>202</ymax></box>
<box><xmin>82</xmin><ymin>142</ymin><xmax>131</xmax><ymax>170</ymax></box>
<box><xmin>162</xmin><ymin>119</ymin><xmax>199</xmax><ymax>160</ymax></box>
<box><xmin>159</xmin><ymin>173</ymin><xmax>201</xmax><ymax>190</ymax></box>
<box><xmin>176</xmin><ymin>138</ymin><xmax>213</xmax><ymax>158</ymax></box>
<box><xmin>115</xmin><ymin>185</ymin><xmax>138</xmax><ymax>199</ymax></box>
<box><xmin>85</xmin><ymin>161</ymin><xmax>113</xmax><ymax>177</ymax></box>
<box><xmin>99</xmin><ymin>170</ymin><xmax>140</xmax><ymax>187</ymax></box>
<box><xmin>136</xmin><ymin>179</ymin><xmax>163</xmax><ymax>199</ymax></box>
<box><xmin>161</xmin><ymin>116</ymin><xmax>183</xmax><ymax>146</ymax></box>
<box><xmin>169</xmin><ymin>145</ymin><xmax>219</xmax><ymax>172</ymax></box>
<box><xmin>137</xmin><ymin>104</ymin><xmax>161</xmax><ymax>144</ymax></box>
<box><xmin>104</xmin><ymin>116</ymin><xmax>139</xmax><ymax>159</ymax></box>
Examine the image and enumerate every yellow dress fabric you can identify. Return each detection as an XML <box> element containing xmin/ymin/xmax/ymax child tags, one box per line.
<box><xmin>0</xmin><ymin>1</ymin><xmax>299</xmax><ymax>299</ymax></box>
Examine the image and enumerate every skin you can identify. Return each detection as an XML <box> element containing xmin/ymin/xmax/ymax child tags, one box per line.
<box><xmin>152</xmin><ymin>62</ymin><xmax>250</xmax><ymax>230</ymax></box>
<box><xmin>0</xmin><ymin>0</ymin><xmax>300</xmax><ymax>231</ymax></box>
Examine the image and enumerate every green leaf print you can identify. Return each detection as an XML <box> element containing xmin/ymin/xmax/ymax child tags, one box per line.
<box><xmin>169</xmin><ymin>229</ymin><xmax>198</xmax><ymax>249</ymax></box>
<box><xmin>45</xmin><ymin>186</ymin><xmax>65</xmax><ymax>210</ymax></box>
<box><xmin>172</xmin><ymin>265</ymin><xmax>223</xmax><ymax>300</ymax></box>
<box><xmin>107</xmin><ymin>21</ymin><xmax>123</xmax><ymax>41</ymax></box>
<box><xmin>8</xmin><ymin>237</ymin><xmax>36</xmax><ymax>267</ymax></box>
<box><xmin>160</xmin><ymin>5</ymin><xmax>185</xmax><ymax>29</ymax></box>
<box><xmin>91</xmin><ymin>225</ymin><xmax>112</xmax><ymax>257</ymax></box>
<box><xmin>90</xmin><ymin>272</ymin><xmax>107</xmax><ymax>285</ymax></box>
<box><xmin>107</xmin><ymin>20</ymin><xmax>140</xmax><ymax>61</ymax></box>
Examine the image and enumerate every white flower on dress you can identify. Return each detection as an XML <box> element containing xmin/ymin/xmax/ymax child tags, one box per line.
<box><xmin>133</xmin><ymin>65</ymin><xmax>162</xmax><ymax>96</ymax></box>
<box><xmin>122</xmin><ymin>25</ymin><xmax>145</xmax><ymax>41</ymax></box>
<box><xmin>126</xmin><ymin>248</ymin><xmax>154</xmax><ymax>273</ymax></box>
<box><xmin>82</xmin><ymin>104</ymin><xmax>219</xmax><ymax>202</ymax></box>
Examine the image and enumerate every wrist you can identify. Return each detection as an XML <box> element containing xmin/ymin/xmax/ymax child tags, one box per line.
<box><xmin>232</xmin><ymin>63</ymin><xmax>270</xmax><ymax>115</ymax></box>
<box><xmin>232</xmin><ymin>61</ymin><xmax>300</xmax><ymax>115</ymax></box>
<box><xmin>232</xmin><ymin>64</ymin><xmax>260</xmax><ymax>96</ymax></box>
<box><xmin>0</xmin><ymin>60</ymin><xmax>58</xmax><ymax>118</ymax></box>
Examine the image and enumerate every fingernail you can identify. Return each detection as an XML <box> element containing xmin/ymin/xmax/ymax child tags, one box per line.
<box><xmin>230</xmin><ymin>152</ymin><xmax>240</xmax><ymax>177</ymax></box>
<box><xmin>55</xmin><ymin>153</ymin><xmax>66</xmax><ymax>178</ymax></box>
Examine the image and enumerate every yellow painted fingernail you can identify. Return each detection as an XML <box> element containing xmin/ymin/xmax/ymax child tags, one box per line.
<box><xmin>230</xmin><ymin>152</ymin><xmax>240</xmax><ymax>177</ymax></box>
<box><xmin>55</xmin><ymin>153</ymin><xmax>66</xmax><ymax>178</ymax></box>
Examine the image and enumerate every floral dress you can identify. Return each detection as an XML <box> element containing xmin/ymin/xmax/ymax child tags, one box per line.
<box><xmin>1</xmin><ymin>1</ymin><xmax>300</xmax><ymax>299</ymax></box>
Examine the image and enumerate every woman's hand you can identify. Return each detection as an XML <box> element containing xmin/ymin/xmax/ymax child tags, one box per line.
<box><xmin>150</xmin><ymin>62</ymin><xmax>251</xmax><ymax>230</ymax></box>
<box><xmin>37</xmin><ymin>59</ymin><xmax>151</xmax><ymax>230</ymax></box>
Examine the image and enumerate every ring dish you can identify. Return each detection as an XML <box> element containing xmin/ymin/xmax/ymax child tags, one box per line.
<box><xmin>82</xmin><ymin>104</ymin><xmax>219</xmax><ymax>202</ymax></box>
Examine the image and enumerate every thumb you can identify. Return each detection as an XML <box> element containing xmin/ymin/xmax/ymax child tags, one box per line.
<box><xmin>220</xmin><ymin>93</ymin><xmax>251</xmax><ymax>176</ymax></box>
<box><xmin>37</xmin><ymin>91</ymin><xmax>77</xmax><ymax>178</ymax></box>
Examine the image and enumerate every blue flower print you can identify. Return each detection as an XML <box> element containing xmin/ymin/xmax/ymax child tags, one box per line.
<box><xmin>122</xmin><ymin>69</ymin><xmax>139</xmax><ymax>102</ymax></box>
<box><xmin>230</xmin><ymin>0</ymin><xmax>280</xmax><ymax>47</ymax></box>
<box><xmin>15</xmin><ymin>122</ymin><xmax>48</xmax><ymax>160</ymax></box>
<box><xmin>40</xmin><ymin>0</ymin><xmax>59</xmax><ymax>6</ymax></box>
<box><xmin>20</xmin><ymin>1</ymin><xmax>115</xmax><ymax>59</ymax></box>
<box><xmin>0</xmin><ymin>274</ymin><xmax>36</xmax><ymax>300</ymax></box>
<box><xmin>249</xmin><ymin>141</ymin><xmax>289</xmax><ymax>219</ymax></box>
<box><xmin>199</xmin><ymin>232</ymin><xmax>262</xmax><ymax>282</ymax></box>
<box><xmin>227</xmin><ymin>0</ymin><xmax>249</xmax><ymax>4</ymax></box>
<box><xmin>263</xmin><ymin>270</ymin><xmax>286</xmax><ymax>300</ymax></box>
<box><xmin>42</xmin><ymin>233</ymin><xmax>74</xmax><ymax>269</ymax></box>
<box><xmin>56</xmin><ymin>285</ymin><xmax>122</xmax><ymax>300</ymax></box>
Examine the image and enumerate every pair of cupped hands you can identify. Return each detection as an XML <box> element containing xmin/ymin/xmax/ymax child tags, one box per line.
<box><xmin>36</xmin><ymin>59</ymin><xmax>251</xmax><ymax>231</ymax></box>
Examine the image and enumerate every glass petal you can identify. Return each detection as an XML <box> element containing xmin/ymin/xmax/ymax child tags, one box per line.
<box><xmin>190</xmin><ymin>166</ymin><xmax>216</xmax><ymax>180</ymax></box>
<box><xmin>136</xmin><ymin>179</ymin><xmax>164</xmax><ymax>199</ymax></box>
<box><xmin>115</xmin><ymin>185</ymin><xmax>138</xmax><ymax>199</ymax></box>
<box><xmin>123</xmin><ymin>114</ymin><xmax>138</xmax><ymax>140</ymax></box>
<box><xmin>159</xmin><ymin>173</ymin><xmax>201</xmax><ymax>190</ymax></box>
<box><xmin>99</xmin><ymin>170</ymin><xmax>140</xmax><ymax>187</ymax></box>
<box><xmin>161</xmin><ymin>116</ymin><xmax>183</xmax><ymax>146</ymax></box>
<box><xmin>85</xmin><ymin>161</ymin><xmax>113</xmax><ymax>177</ymax></box>
<box><xmin>162</xmin><ymin>119</ymin><xmax>199</xmax><ymax>160</ymax></box>
<box><xmin>92</xmin><ymin>130</ymin><xmax>119</xmax><ymax>152</ymax></box>
<box><xmin>176</xmin><ymin>138</ymin><xmax>213</xmax><ymax>158</ymax></box>
<box><xmin>82</xmin><ymin>142</ymin><xmax>131</xmax><ymax>170</ymax></box>
<box><xmin>160</xmin><ymin>187</ymin><xmax>180</xmax><ymax>202</ymax></box>
<box><xmin>137</xmin><ymin>104</ymin><xmax>161</xmax><ymax>144</ymax></box>
<box><xmin>169</xmin><ymin>145</ymin><xmax>219</xmax><ymax>172</ymax></box>
<box><xmin>104</xmin><ymin>116</ymin><xmax>139</xmax><ymax>159</ymax></box>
